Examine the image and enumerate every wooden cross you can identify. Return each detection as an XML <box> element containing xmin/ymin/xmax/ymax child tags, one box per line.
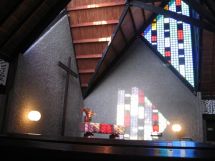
<box><xmin>58</xmin><ymin>57</ymin><xmax>78</xmax><ymax>136</ymax></box>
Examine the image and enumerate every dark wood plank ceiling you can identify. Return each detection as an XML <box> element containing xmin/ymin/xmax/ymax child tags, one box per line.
<box><xmin>199</xmin><ymin>0</ymin><xmax>215</xmax><ymax>99</ymax></box>
<box><xmin>0</xmin><ymin>0</ymin><xmax>70</xmax><ymax>61</ymax></box>
<box><xmin>200</xmin><ymin>30</ymin><xmax>215</xmax><ymax>99</ymax></box>
<box><xmin>0</xmin><ymin>0</ymin><xmax>23</xmax><ymax>24</ymax></box>
<box><xmin>66</xmin><ymin>0</ymin><xmax>125</xmax><ymax>91</ymax></box>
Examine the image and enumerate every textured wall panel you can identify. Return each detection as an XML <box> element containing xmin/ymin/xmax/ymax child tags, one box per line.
<box><xmin>6</xmin><ymin>15</ymin><xmax>83</xmax><ymax>137</ymax></box>
<box><xmin>84</xmin><ymin>39</ymin><xmax>203</xmax><ymax>141</ymax></box>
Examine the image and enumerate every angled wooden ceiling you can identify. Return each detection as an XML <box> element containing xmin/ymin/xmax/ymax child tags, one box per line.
<box><xmin>66</xmin><ymin>0</ymin><xmax>126</xmax><ymax>92</ymax></box>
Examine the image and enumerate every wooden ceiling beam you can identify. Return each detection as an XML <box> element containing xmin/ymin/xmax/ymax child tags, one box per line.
<box><xmin>76</xmin><ymin>54</ymin><xmax>102</xmax><ymax>59</ymax></box>
<box><xmin>142</xmin><ymin>9</ymin><xmax>146</xmax><ymax>22</ymax></box>
<box><xmin>67</xmin><ymin>1</ymin><xmax>125</xmax><ymax>11</ymax></box>
<box><xmin>71</xmin><ymin>20</ymin><xmax>118</xmax><ymax>28</ymax></box>
<box><xmin>79</xmin><ymin>69</ymin><xmax>95</xmax><ymax>74</ymax></box>
<box><xmin>135</xmin><ymin>0</ymin><xmax>165</xmax><ymax>2</ymax></box>
<box><xmin>128</xmin><ymin>7</ymin><xmax>137</xmax><ymax>33</ymax></box>
<box><xmin>81</xmin><ymin>83</ymin><xmax>88</xmax><ymax>87</ymax></box>
<box><xmin>120</xmin><ymin>27</ymin><xmax>128</xmax><ymax>44</ymax></box>
<box><xmin>73</xmin><ymin>37</ymin><xmax>110</xmax><ymax>44</ymax></box>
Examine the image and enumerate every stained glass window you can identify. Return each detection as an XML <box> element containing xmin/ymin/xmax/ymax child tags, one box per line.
<box><xmin>142</xmin><ymin>0</ymin><xmax>195</xmax><ymax>87</ymax></box>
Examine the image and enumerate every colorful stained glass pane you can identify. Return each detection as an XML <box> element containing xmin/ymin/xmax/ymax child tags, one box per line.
<box><xmin>176</xmin><ymin>0</ymin><xmax>181</xmax><ymax>5</ymax></box>
<box><xmin>165</xmin><ymin>51</ymin><xmax>171</xmax><ymax>57</ymax></box>
<box><xmin>178</xmin><ymin>30</ymin><xmax>183</xmax><ymax>40</ymax></box>
<box><xmin>143</xmin><ymin>0</ymin><xmax>195</xmax><ymax>87</ymax></box>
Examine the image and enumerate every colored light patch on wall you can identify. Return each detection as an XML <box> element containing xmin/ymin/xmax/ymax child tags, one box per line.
<box><xmin>117</xmin><ymin>87</ymin><xmax>170</xmax><ymax>140</ymax></box>
<box><xmin>142</xmin><ymin>0</ymin><xmax>195</xmax><ymax>87</ymax></box>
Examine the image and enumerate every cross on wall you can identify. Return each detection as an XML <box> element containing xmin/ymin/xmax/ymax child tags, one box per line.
<box><xmin>58</xmin><ymin>57</ymin><xmax>78</xmax><ymax>136</ymax></box>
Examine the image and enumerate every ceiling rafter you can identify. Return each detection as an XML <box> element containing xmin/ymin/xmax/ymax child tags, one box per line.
<box><xmin>67</xmin><ymin>1</ymin><xmax>125</xmax><ymax>11</ymax></box>
<box><xmin>128</xmin><ymin>7</ymin><xmax>137</xmax><ymax>32</ymax></box>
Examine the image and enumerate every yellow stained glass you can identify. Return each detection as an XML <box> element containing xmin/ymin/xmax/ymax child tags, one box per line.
<box><xmin>152</xmin><ymin>23</ymin><xmax>157</xmax><ymax>30</ymax></box>
<box><xmin>164</xmin><ymin>5</ymin><xmax>169</xmax><ymax>10</ymax></box>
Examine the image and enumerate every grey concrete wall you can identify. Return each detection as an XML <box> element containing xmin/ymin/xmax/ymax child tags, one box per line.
<box><xmin>6</xmin><ymin>15</ymin><xmax>83</xmax><ymax>137</ymax></box>
<box><xmin>84</xmin><ymin>39</ymin><xmax>203</xmax><ymax>141</ymax></box>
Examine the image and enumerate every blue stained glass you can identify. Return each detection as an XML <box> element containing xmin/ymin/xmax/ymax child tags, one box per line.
<box><xmin>144</xmin><ymin>25</ymin><xmax>152</xmax><ymax>44</ymax></box>
<box><xmin>143</xmin><ymin>0</ymin><xmax>195</xmax><ymax>87</ymax></box>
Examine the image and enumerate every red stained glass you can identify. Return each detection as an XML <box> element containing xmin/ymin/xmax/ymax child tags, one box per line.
<box><xmin>178</xmin><ymin>30</ymin><xmax>183</xmax><ymax>40</ymax></box>
<box><xmin>176</xmin><ymin>0</ymin><xmax>181</xmax><ymax>6</ymax></box>
<box><xmin>165</xmin><ymin>51</ymin><xmax>171</xmax><ymax>57</ymax></box>
<box><xmin>152</xmin><ymin>36</ymin><xmax>157</xmax><ymax>42</ymax></box>
<box><xmin>153</xmin><ymin>125</ymin><xmax>159</xmax><ymax>132</ymax></box>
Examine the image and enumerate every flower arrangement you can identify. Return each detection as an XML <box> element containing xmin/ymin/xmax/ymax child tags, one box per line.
<box><xmin>82</xmin><ymin>108</ymin><xmax>96</xmax><ymax>122</ymax></box>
